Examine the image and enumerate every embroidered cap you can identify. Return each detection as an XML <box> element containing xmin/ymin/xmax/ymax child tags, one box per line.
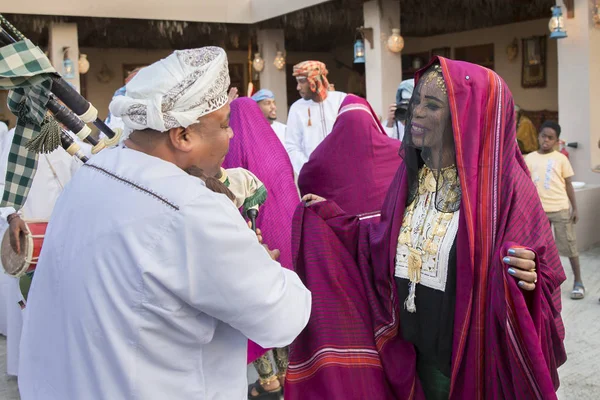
<box><xmin>109</xmin><ymin>47</ymin><xmax>230</xmax><ymax>132</ymax></box>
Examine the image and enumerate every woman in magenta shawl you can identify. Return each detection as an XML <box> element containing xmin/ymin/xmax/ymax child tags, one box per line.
<box><xmin>298</xmin><ymin>95</ymin><xmax>402</xmax><ymax>216</ymax></box>
<box><xmin>224</xmin><ymin>97</ymin><xmax>300</xmax><ymax>398</ymax></box>
<box><xmin>286</xmin><ymin>59</ymin><xmax>566</xmax><ymax>399</ymax></box>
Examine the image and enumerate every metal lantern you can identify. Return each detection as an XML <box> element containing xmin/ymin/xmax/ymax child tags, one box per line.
<box><xmin>62</xmin><ymin>47</ymin><xmax>75</xmax><ymax>79</ymax></box>
<box><xmin>387</xmin><ymin>28</ymin><xmax>404</xmax><ymax>53</ymax></box>
<box><xmin>252</xmin><ymin>53</ymin><xmax>265</xmax><ymax>73</ymax></box>
<box><xmin>354</xmin><ymin>39</ymin><xmax>365</xmax><ymax>64</ymax></box>
<box><xmin>273</xmin><ymin>51</ymin><xmax>286</xmax><ymax>70</ymax></box>
<box><xmin>78</xmin><ymin>54</ymin><xmax>90</xmax><ymax>75</ymax></box>
<box><xmin>593</xmin><ymin>4</ymin><xmax>600</xmax><ymax>29</ymax></box>
<box><xmin>548</xmin><ymin>6</ymin><xmax>567</xmax><ymax>39</ymax></box>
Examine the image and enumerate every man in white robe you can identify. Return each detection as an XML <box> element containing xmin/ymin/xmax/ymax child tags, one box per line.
<box><xmin>0</xmin><ymin>127</ymin><xmax>84</xmax><ymax>376</ymax></box>
<box><xmin>285</xmin><ymin>61</ymin><xmax>346</xmax><ymax>174</ymax></box>
<box><xmin>18</xmin><ymin>47</ymin><xmax>311</xmax><ymax>400</ymax></box>
<box><xmin>251</xmin><ymin>89</ymin><xmax>287</xmax><ymax>145</ymax></box>
<box><xmin>0</xmin><ymin>121</ymin><xmax>9</xmax><ymax>337</ymax></box>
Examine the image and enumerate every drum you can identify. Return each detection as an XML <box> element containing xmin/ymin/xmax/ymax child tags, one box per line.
<box><xmin>1</xmin><ymin>220</ymin><xmax>48</xmax><ymax>277</ymax></box>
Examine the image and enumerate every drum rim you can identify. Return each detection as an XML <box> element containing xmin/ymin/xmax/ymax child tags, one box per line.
<box><xmin>1</xmin><ymin>220</ymin><xmax>46</xmax><ymax>277</ymax></box>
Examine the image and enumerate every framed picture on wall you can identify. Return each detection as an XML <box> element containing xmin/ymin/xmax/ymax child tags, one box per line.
<box><xmin>521</xmin><ymin>36</ymin><xmax>547</xmax><ymax>88</ymax></box>
<box><xmin>431</xmin><ymin>47</ymin><xmax>451</xmax><ymax>59</ymax></box>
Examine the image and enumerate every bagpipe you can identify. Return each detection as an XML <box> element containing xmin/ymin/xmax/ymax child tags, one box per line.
<box><xmin>0</xmin><ymin>15</ymin><xmax>126</xmax><ymax>283</ymax></box>
<box><xmin>0</xmin><ymin>15</ymin><xmax>267</xmax><ymax>281</ymax></box>
<box><xmin>0</xmin><ymin>15</ymin><xmax>122</xmax><ymax>162</ymax></box>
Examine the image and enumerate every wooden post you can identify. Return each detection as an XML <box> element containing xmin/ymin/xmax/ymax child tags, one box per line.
<box><xmin>564</xmin><ymin>0</ymin><xmax>574</xmax><ymax>19</ymax></box>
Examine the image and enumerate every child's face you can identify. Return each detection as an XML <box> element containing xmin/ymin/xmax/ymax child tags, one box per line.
<box><xmin>538</xmin><ymin>127</ymin><xmax>558</xmax><ymax>153</ymax></box>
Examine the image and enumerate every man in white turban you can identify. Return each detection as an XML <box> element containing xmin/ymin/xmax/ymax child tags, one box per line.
<box><xmin>17</xmin><ymin>47</ymin><xmax>311</xmax><ymax>400</ymax></box>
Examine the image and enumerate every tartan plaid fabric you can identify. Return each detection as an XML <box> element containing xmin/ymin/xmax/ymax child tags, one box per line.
<box><xmin>0</xmin><ymin>40</ymin><xmax>56</xmax><ymax>209</ymax></box>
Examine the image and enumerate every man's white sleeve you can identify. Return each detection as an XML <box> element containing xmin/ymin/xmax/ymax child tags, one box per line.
<box><xmin>284</xmin><ymin>108</ymin><xmax>309</xmax><ymax>175</ymax></box>
<box><xmin>167</xmin><ymin>192</ymin><xmax>311</xmax><ymax>349</ymax></box>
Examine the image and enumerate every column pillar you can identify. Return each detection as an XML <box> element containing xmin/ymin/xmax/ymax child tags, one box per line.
<box><xmin>48</xmin><ymin>23</ymin><xmax>81</xmax><ymax>92</ymax></box>
<box><xmin>556</xmin><ymin>0</ymin><xmax>600</xmax><ymax>183</ymax></box>
<box><xmin>363</xmin><ymin>0</ymin><xmax>403</xmax><ymax>119</ymax></box>
<box><xmin>257</xmin><ymin>29</ymin><xmax>288</xmax><ymax>123</ymax></box>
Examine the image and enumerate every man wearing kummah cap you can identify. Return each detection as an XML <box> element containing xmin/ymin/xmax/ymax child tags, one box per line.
<box><xmin>251</xmin><ymin>89</ymin><xmax>287</xmax><ymax>145</ymax></box>
<box><xmin>17</xmin><ymin>47</ymin><xmax>311</xmax><ymax>400</ymax></box>
<box><xmin>285</xmin><ymin>61</ymin><xmax>346</xmax><ymax>174</ymax></box>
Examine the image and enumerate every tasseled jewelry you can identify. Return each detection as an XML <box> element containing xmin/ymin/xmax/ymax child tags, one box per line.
<box><xmin>404</xmin><ymin>281</ymin><xmax>417</xmax><ymax>313</ymax></box>
<box><xmin>307</xmin><ymin>108</ymin><xmax>312</xmax><ymax>127</ymax></box>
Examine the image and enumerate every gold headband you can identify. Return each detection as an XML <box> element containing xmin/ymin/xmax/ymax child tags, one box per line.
<box><xmin>422</xmin><ymin>64</ymin><xmax>447</xmax><ymax>94</ymax></box>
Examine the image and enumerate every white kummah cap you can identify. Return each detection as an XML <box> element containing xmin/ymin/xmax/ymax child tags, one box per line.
<box><xmin>110</xmin><ymin>47</ymin><xmax>230</xmax><ymax>132</ymax></box>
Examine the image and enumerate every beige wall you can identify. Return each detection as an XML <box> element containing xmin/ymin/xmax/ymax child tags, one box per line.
<box><xmin>364</xmin><ymin>0</ymin><xmax>403</xmax><ymax>119</ymax></box>
<box><xmin>556</xmin><ymin>0</ymin><xmax>600</xmax><ymax>184</ymax></box>
<box><xmin>49</xmin><ymin>23</ymin><xmax>80</xmax><ymax>92</ymax></box>
<box><xmin>81</xmin><ymin>47</ymin><xmax>354</xmax><ymax>122</ymax></box>
<box><xmin>574</xmin><ymin>185</ymin><xmax>600</xmax><ymax>251</ymax></box>
<box><xmin>2</xmin><ymin>0</ymin><xmax>330</xmax><ymax>23</ymax></box>
<box><xmin>403</xmin><ymin>19</ymin><xmax>558</xmax><ymax>111</ymax></box>
<box><xmin>0</xmin><ymin>46</ymin><xmax>354</xmax><ymax>128</ymax></box>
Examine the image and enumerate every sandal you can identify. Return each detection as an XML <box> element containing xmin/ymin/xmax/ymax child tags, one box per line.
<box><xmin>248</xmin><ymin>380</ymin><xmax>282</xmax><ymax>399</ymax></box>
<box><xmin>570</xmin><ymin>282</ymin><xmax>585</xmax><ymax>300</ymax></box>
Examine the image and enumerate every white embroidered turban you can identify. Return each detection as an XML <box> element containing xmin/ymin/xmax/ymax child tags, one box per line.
<box><xmin>109</xmin><ymin>47</ymin><xmax>230</xmax><ymax>132</ymax></box>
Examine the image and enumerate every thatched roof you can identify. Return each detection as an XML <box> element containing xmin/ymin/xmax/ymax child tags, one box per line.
<box><xmin>2</xmin><ymin>14</ymin><xmax>253</xmax><ymax>50</ymax></box>
<box><xmin>261</xmin><ymin>0</ymin><xmax>554</xmax><ymax>50</ymax></box>
<box><xmin>2</xmin><ymin>0</ymin><xmax>554</xmax><ymax>52</ymax></box>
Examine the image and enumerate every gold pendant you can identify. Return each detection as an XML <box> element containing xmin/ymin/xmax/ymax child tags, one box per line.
<box><xmin>424</xmin><ymin>171</ymin><xmax>438</xmax><ymax>192</ymax></box>
<box><xmin>407</xmin><ymin>248</ymin><xmax>422</xmax><ymax>283</ymax></box>
<box><xmin>398</xmin><ymin>230</ymin><xmax>411</xmax><ymax>245</ymax></box>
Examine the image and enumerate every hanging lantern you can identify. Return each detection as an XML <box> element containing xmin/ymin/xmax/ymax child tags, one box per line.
<box><xmin>354</xmin><ymin>39</ymin><xmax>365</xmax><ymax>64</ymax></box>
<box><xmin>62</xmin><ymin>47</ymin><xmax>75</xmax><ymax>79</ymax></box>
<box><xmin>412</xmin><ymin>57</ymin><xmax>423</xmax><ymax>70</ymax></box>
<box><xmin>78</xmin><ymin>54</ymin><xmax>90</xmax><ymax>75</ymax></box>
<box><xmin>548</xmin><ymin>6</ymin><xmax>567</xmax><ymax>39</ymax></box>
<box><xmin>273</xmin><ymin>51</ymin><xmax>286</xmax><ymax>70</ymax></box>
<box><xmin>593</xmin><ymin>4</ymin><xmax>600</xmax><ymax>29</ymax></box>
<box><xmin>252</xmin><ymin>53</ymin><xmax>265</xmax><ymax>73</ymax></box>
<box><xmin>387</xmin><ymin>28</ymin><xmax>404</xmax><ymax>53</ymax></box>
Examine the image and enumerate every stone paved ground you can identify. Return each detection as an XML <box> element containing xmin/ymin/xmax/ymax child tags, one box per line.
<box><xmin>1</xmin><ymin>247</ymin><xmax>599</xmax><ymax>400</ymax></box>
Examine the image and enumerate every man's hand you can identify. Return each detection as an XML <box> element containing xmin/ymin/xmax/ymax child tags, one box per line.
<box><xmin>228</xmin><ymin>87</ymin><xmax>239</xmax><ymax>103</ymax></box>
<box><xmin>8</xmin><ymin>214</ymin><xmax>28</xmax><ymax>255</ymax></box>
<box><xmin>247</xmin><ymin>221</ymin><xmax>263</xmax><ymax>243</ymax></box>
<box><xmin>263</xmin><ymin>244</ymin><xmax>280</xmax><ymax>261</ymax></box>
<box><xmin>386</xmin><ymin>103</ymin><xmax>397</xmax><ymax>128</ymax></box>
<box><xmin>571</xmin><ymin>209</ymin><xmax>579</xmax><ymax>224</ymax></box>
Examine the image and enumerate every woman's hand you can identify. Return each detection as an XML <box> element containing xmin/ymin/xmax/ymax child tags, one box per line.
<box><xmin>503</xmin><ymin>247</ymin><xmax>537</xmax><ymax>291</ymax></box>
<box><xmin>302</xmin><ymin>194</ymin><xmax>326</xmax><ymax>206</ymax></box>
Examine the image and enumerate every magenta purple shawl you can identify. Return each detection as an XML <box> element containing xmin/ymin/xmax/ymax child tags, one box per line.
<box><xmin>298</xmin><ymin>95</ymin><xmax>401</xmax><ymax>216</ymax></box>
<box><xmin>285</xmin><ymin>58</ymin><xmax>566</xmax><ymax>399</ymax></box>
<box><xmin>223</xmin><ymin>97</ymin><xmax>300</xmax><ymax>363</ymax></box>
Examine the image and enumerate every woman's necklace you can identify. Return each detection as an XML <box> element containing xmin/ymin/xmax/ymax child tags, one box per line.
<box><xmin>397</xmin><ymin>165</ymin><xmax>459</xmax><ymax>312</ymax></box>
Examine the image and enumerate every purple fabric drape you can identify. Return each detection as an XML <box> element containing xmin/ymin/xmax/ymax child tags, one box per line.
<box><xmin>224</xmin><ymin>98</ymin><xmax>300</xmax><ymax>363</ymax></box>
<box><xmin>286</xmin><ymin>59</ymin><xmax>566</xmax><ymax>399</ymax></box>
<box><xmin>298</xmin><ymin>94</ymin><xmax>402</xmax><ymax>216</ymax></box>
